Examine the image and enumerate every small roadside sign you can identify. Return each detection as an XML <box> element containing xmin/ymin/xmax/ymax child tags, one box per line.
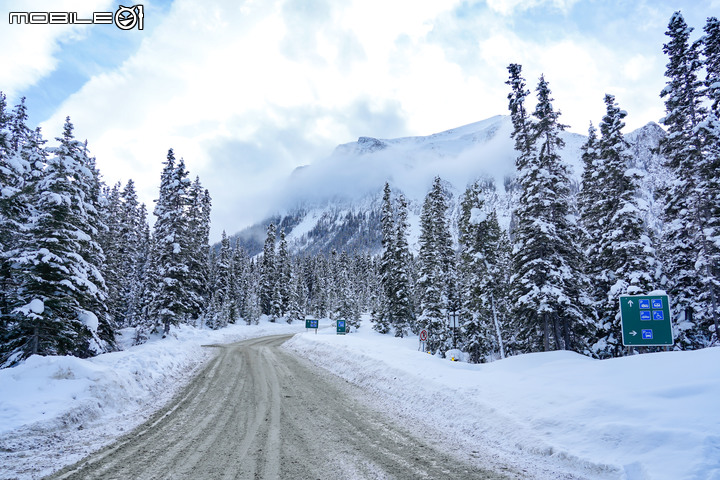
<box><xmin>336</xmin><ymin>320</ymin><xmax>347</xmax><ymax>335</ymax></box>
<box><xmin>418</xmin><ymin>329</ymin><xmax>428</xmax><ymax>352</ymax></box>
<box><xmin>620</xmin><ymin>294</ymin><xmax>674</xmax><ymax>347</ymax></box>
<box><xmin>305</xmin><ymin>318</ymin><xmax>319</xmax><ymax>334</ymax></box>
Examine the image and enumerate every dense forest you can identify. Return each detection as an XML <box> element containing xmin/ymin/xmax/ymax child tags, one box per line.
<box><xmin>0</xmin><ymin>11</ymin><xmax>718</xmax><ymax>368</ymax></box>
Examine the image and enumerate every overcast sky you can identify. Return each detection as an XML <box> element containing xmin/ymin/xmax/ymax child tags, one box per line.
<box><xmin>1</xmin><ymin>0</ymin><xmax>716</xmax><ymax>241</ymax></box>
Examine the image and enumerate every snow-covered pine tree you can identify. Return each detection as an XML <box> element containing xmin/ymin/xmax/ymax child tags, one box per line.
<box><xmin>276</xmin><ymin>230</ymin><xmax>292</xmax><ymax>317</ymax></box>
<box><xmin>287</xmin><ymin>266</ymin><xmax>305</xmax><ymax>324</ymax></box>
<box><xmin>506</xmin><ymin>64</ymin><xmax>535</xmax><ymax>171</ymax></box>
<box><xmin>185</xmin><ymin>177</ymin><xmax>211</xmax><ymax>324</ymax></box>
<box><xmin>704</xmin><ymin>17</ymin><xmax>720</xmax><ymax>115</ymax></box>
<box><xmin>660</xmin><ymin>12</ymin><xmax>719</xmax><ymax>347</ymax></box>
<box><xmin>334</xmin><ymin>250</ymin><xmax>360</xmax><ymax>329</ymax></box>
<box><xmin>458</xmin><ymin>180</ymin><xmax>509</xmax><ymax>362</ymax></box>
<box><xmin>233</xmin><ymin>243</ymin><xmax>250</xmax><ymax>321</ymax></box>
<box><xmin>81</xmin><ymin>150</ymin><xmax>115</xmax><ymax>349</ymax></box>
<box><xmin>148</xmin><ymin>150</ymin><xmax>194</xmax><ymax>335</ymax></box>
<box><xmin>117</xmin><ymin>180</ymin><xmax>149</xmax><ymax>327</ymax></box>
<box><xmin>418</xmin><ymin>177</ymin><xmax>453</xmax><ymax>354</ymax></box>
<box><xmin>4</xmin><ymin>118</ymin><xmax>111</xmax><ymax>364</ymax></box>
<box><xmin>100</xmin><ymin>183</ymin><xmax>123</xmax><ymax>325</ymax></box>
<box><xmin>508</xmin><ymin>71</ymin><xmax>594</xmax><ymax>353</ymax></box>
<box><xmin>0</xmin><ymin>98</ymin><xmax>35</xmax><ymax>317</ymax></box>
<box><xmin>126</xmin><ymin>201</ymin><xmax>151</xmax><ymax>329</ymax></box>
<box><xmin>699</xmin><ymin>16</ymin><xmax>720</xmax><ymax>343</ymax></box>
<box><xmin>374</xmin><ymin>183</ymin><xmax>394</xmax><ymax>333</ymax></box>
<box><xmin>391</xmin><ymin>192</ymin><xmax>414</xmax><ymax>336</ymax></box>
<box><xmin>260</xmin><ymin>223</ymin><xmax>276</xmax><ymax>316</ymax></box>
<box><xmin>207</xmin><ymin>231</ymin><xmax>232</xmax><ymax>329</ymax></box>
<box><xmin>0</xmin><ymin>96</ymin><xmax>44</xmax><ymax>361</ymax></box>
<box><xmin>590</xmin><ymin>94</ymin><xmax>657</xmax><ymax>357</ymax></box>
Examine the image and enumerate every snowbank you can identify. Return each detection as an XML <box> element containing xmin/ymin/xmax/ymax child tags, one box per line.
<box><xmin>284</xmin><ymin>323</ymin><xmax>720</xmax><ymax>480</ymax></box>
<box><xmin>0</xmin><ymin>319</ymin><xmax>305</xmax><ymax>479</ymax></box>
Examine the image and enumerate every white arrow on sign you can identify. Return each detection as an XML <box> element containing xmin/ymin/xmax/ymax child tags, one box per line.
<box><xmin>629</xmin><ymin>330</ymin><xmax>638</xmax><ymax>336</ymax></box>
<box><xmin>627</xmin><ymin>299</ymin><xmax>634</xmax><ymax>307</ymax></box>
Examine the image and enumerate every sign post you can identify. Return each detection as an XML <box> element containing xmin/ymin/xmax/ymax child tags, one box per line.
<box><xmin>418</xmin><ymin>329</ymin><xmax>428</xmax><ymax>352</ymax></box>
<box><xmin>305</xmin><ymin>318</ymin><xmax>319</xmax><ymax>334</ymax></box>
<box><xmin>336</xmin><ymin>320</ymin><xmax>347</xmax><ymax>335</ymax></box>
<box><xmin>619</xmin><ymin>294</ymin><xmax>674</xmax><ymax>347</ymax></box>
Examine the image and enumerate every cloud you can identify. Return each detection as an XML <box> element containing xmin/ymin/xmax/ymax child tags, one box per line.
<box><xmin>37</xmin><ymin>0</ymin><xmax>463</xmax><ymax>241</ymax></box>
<box><xmin>485</xmin><ymin>0</ymin><xmax>579</xmax><ymax>16</ymax></box>
<box><xmin>0</xmin><ymin>0</ymin><xmax>113</xmax><ymax>98</ymax></box>
<box><xmin>28</xmin><ymin>0</ymin><xmax>710</xmax><ymax>242</ymax></box>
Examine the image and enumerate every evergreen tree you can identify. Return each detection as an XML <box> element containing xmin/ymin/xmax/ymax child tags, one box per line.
<box><xmin>660</xmin><ymin>12</ymin><xmax>719</xmax><ymax>347</ymax></box>
<box><xmin>207</xmin><ymin>231</ymin><xmax>233</xmax><ymax>329</ymax></box>
<box><xmin>508</xmin><ymin>71</ymin><xmax>594</xmax><ymax>353</ymax></box>
<box><xmin>4</xmin><ymin>118</ymin><xmax>111</xmax><ymax>364</ymax></box>
<box><xmin>185</xmin><ymin>177</ymin><xmax>211</xmax><ymax>324</ymax></box>
<box><xmin>334</xmin><ymin>251</ymin><xmax>360</xmax><ymax>329</ymax></box>
<box><xmin>591</xmin><ymin>95</ymin><xmax>658</xmax><ymax>357</ymax></box>
<box><xmin>417</xmin><ymin>177</ymin><xmax>454</xmax><ymax>354</ymax></box>
<box><xmin>390</xmin><ymin>193</ymin><xmax>414</xmax><ymax>336</ymax></box>
<box><xmin>458</xmin><ymin>180</ymin><xmax>509</xmax><ymax>362</ymax></box>
<box><xmin>260</xmin><ymin>223</ymin><xmax>277</xmax><ymax>316</ymax></box>
<box><xmin>148</xmin><ymin>150</ymin><xmax>193</xmax><ymax>335</ymax></box>
<box><xmin>700</xmin><ymin>16</ymin><xmax>720</xmax><ymax>343</ymax></box>
<box><xmin>276</xmin><ymin>231</ymin><xmax>292</xmax><ymax>317</ymax></box>
<box><xmin>287</xmin><ymin>267</ymin><xmax>305</xmax><ymax>324</ymax></box>
<box><xmin>374</xmin><ymin>183</ymin><xmax>394</xmax><ymax>333</ymax></box>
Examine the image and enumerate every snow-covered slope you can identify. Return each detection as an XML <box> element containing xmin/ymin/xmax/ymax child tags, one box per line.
<box><xmin>285</xmin><ymin>323</ymin><xmax>720</xmax><ymax>480</ymax></box>
<box><xmin>231</xmin><ymin>116</ymin><xmax>666</xmax><ymax>256</ymax></box>
<box><xmin>0</xmin><ymin>321</ymin><xmax>306</xmax><ymax>479</ymax></box>
<box><xmin>4</xmin><ymin>320</ymin><xmax>715</xmax><ymax>479</ymax></box>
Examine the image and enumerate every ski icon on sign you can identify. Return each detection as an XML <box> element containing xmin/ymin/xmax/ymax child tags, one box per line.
<box><xmin>639</xmin><ymin>299</ymin><xmax>651</xmax><ymax>309</ymax></box>
<box><xmin>652</xmin><ymin>299</ymin><xmax>663</xmax><ymax>309</ymax></box>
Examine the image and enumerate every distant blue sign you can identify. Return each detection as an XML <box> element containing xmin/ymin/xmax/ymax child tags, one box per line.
<box><xmin>642</xmin><ymin>329</ymin><xmax>653</xmax><ymax>339</ymax></box>
<box><xmin>337</xmin><ymin>320</ymin><xmax>347</xmax><ymax>335</ymax></box>
<box><xmin>305</xmin><ymin>319</ymin><xmax>319</xmax><ymax>329</ymax></box>
<box><xmin>640</xmin><ymin>311</ymin><xmax>652</xmax><ymax>321</ymax></box>
<box><xmin>639</xmin><ymin>299</ymin><xmax>651</xmax><ymax>309</ymax></box>
<box><xmin>653</xmin><ymin>310</ymin><xmax>664</xmax><ymax>321</ymax></box>
<box><xmin>652</xmin><ymin>299</ymin><xmax>663</xmax><ymax>309</ymax></box>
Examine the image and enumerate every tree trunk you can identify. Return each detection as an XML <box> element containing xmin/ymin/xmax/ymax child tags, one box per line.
<box><xmin>543</xmin><ymin>312</ymin><xmax>550</xmax><ymax>351</ymax></box>
<box><xmin>552</xmin><ymin>314</ymin><xmax>563</xmax><ymax>350</ymax></box>
<box><xmin>491</xmin><ymin>293</ymin><xmax>505</xmax><ymax>359</ymax></box>
<box><xmin>32</xmin><ymin>324</ymin><xmax>39</xmax><ymax>355</ymax></box>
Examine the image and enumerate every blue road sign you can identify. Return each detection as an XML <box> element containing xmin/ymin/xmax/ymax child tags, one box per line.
<box><xmin>620</xmin><ymin>294</ymin><xmax>673</xmax><ymax>346</ymax></box>
<box><xmin>337</xmin><ymin>320</ymin><xmax>347</xmax><ymax>334</ymax></box>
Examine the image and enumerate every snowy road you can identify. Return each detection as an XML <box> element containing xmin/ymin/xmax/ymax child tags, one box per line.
<box><xmin>47</xmin><ymin>334</ymin><xmax>507</xmax><ymax>480</ymax></box>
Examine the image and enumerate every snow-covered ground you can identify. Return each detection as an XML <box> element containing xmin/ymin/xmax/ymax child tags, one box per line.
<box><xmin>285</xmin><ymin>322</ymin><xmax>720</xmax><ymax>480</ymax></box>
<box><xmin>1</xmin><ymin>318</ymin><xmax>718</xmax><ymax>480</ymax></box>
<box><xmin>0</xmin><ymin>320</ymin><xmax>306</xmax><ymax>479</ymax></box>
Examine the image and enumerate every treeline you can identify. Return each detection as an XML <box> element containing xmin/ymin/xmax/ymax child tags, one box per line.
<box><xmin>0</xmin><ymin>99</ymin><xmax>213</xmax><ymax>367</ymax></box>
